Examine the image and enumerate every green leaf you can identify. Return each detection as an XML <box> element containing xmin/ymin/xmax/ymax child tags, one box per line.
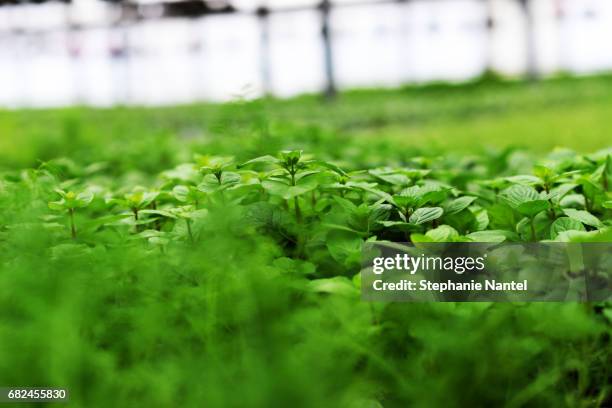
<box><xmin>562</xmin><ymin>209</ymin><xmax>603</xmax><ymax>228</ymax></box>
<box><xmin>550</xmin><ymin>217</ymin><xmax>585</xmax><ymax>239</ymax></box>
<box><xmin>500</xmin><ymin>185</ymin><xmax>540</xmax><ymax>209</ymax></box>
<box><xmin>546</xmin><ymin>183</ymin><xmax>576</xmax><ymax>202</ymax></box>
<box><xmin>74</xmin><ymin>191</ymin><xmax>94</xmax><ymax>207</ymax></box>
<box><xmin>408</xmin><ymin>233</ymin><xmax>430</xmax><ymax>243</ymax></box>
<box><xmin>409</xmin><ymin>207</ymin><xmax>444</xmax><ymax>225</ymax></box>
<box><xmin>322</xmin><ymin>223</ymin><xmax>368</xmax><ymax>237</ymax></box>
<box><xmin>393</xmin><ymin>194</ymin><xmax>417</xmax><ymax>210</ymax></box>
<box><xmin>125</xmin><ymin>190</ymin><xmax>158</xmax><ymax>210</ymax></box>
<box><xmin>310</xmin><ymin>160</ymin><xmax>347</xmax><ymax>176</ymax></box>
<box><xmin>140</xmin><ymin>209</ymin><xmax>178</xmax><ymax>219</ymax></box>
<box><xmin>444</xmin><ymin>196</ymin><xmax>477</xmax><ymax>215</ymax></box>
<box><xmin>332</xmin><ymin>196</ymin><xmax>358</xmax><ymax>212</ymax></box>
<box><xmin>425</xmin><ymin>225</ymin><xmax>459</xmax><ymax>242</ymax></box>
<box><xmin>221</xmin><ymin>171</ymin><xmax>241</xmax><ymax>185</ymax></box>
<box><xmin>533</xmin><ymin>165</ymin><xmax>554</xmax><ymax>181</ymax></box>
<box><xmin>261</xmin><ymin>178</ymin><xmax>318</xmax><ymax>200</ymax></box>
<box><xmin>84</xmin><ymin>214</ymin><xmax>133</xmax><ymax>230</ymax></box>
<box><xmin>487</xmin><ymin>203</ymin><xmax>518</xmax><ymax>231</ymax></box>
<box><xmin>308</xmin><ymin>277</ymin><xmax>359</xmax><ymax>297</ymax></box>
<box><xmin>444</xmin><ymin>208</ymin><xmax>477</xmax><ymax>233</ymax></box>
<box><xmin>185</xmin><ymin>209</ymin><xmax>208</xmax><ymax>220</ymax></box>
<box><xmin>198</xmin><ymin>172</ymin><xmax>241</xmax><ymax>193</ymax></box>
<box><xmin>402</xmin><ymin>168</ymin><xmax>431</xmax><ymax>179</ymax></box>
<box><xmin>280</xmin><ymin>150</ymin><xmax>302</xmax><ymax>165</ymax></box>
<box><xmin>369</xmin><ymin>168</ymin><xmax>410</xmax><ymax>186</ymax></box>
<box><xmin>48</xmin><ymin>200</ymin><xmax>66</xmax><ymax>211</ymax></box>
<box><xmin>196</xmin><ymin>155</ymin><xmax>234</xmax><ymax>173</ymax></box>
<box><xmin>172</xmin><ymin>185</ymin><xmax>191</xmax><ymax>202</ymax></box>
<box><xmin>558</xmin><ymin>227</ymin><xmax>612</xmax><ymax>243</ymax></box>
<box><xmin>161</xmin><ymin>163</ymin><xmax>200</xmax><ymax>183</ymax></box>
<box><xmin>377</xmin><ymin>220</ymin><xmax>414</xmax><ymax>231</ymax></box>
<box><xmin>472</xmin><ymin>207</ymin><xmax>489</xmax><ymax>231</ymax></box>
<box><xmin>49</xmin><ymin>190</ymin><xmax>93</xmax><ymax>210</ymax></box>
<box><xmin>360</xmin><ymin>186</ymin><xmax>397</xmax><ymax>207</ymax></box>
<box><xmin>466</xmin><ymin>230</ymin><xmax>511</xmax><ymax>243</ymax></box>
<box><xmin>517</xmin><ymin>199</ymin><xmax>549</xmax><ymax>217</ymax></box>
<box><xmin>273</xmin><ymin>257</ymin><xmax>316</xmax><ymax>276</ymax></box>
<box><xmin>238</xmin><ymin>155</ymin><xmax>281</xmax><ymax>168</ymax></box>
<box><xmin>417</xmin><ymin>186</ymin><xmax>449</xmax><ymax>207</ymax></box>
<box><xmin>326</xmin><ymin>230</ymin><xmax>363</xmax><ymax>264</ymax></box>
<box><xmin>266</xmin><ymin>182</ymin><xmax>294</xmax><ymax>200</ymax></box>
<box><xmin>368</xmin><ymin>203</ymin><xmax>391</xmax><ymax>229</ymax></box>
<box><xmin>505</xmin><ymin>175</ymin><xmax>541</xmax><ymax>185</ymax></box>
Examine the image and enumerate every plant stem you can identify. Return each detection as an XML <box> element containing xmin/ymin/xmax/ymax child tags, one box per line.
<box><xmin>151</xmin><ymin>201</ymin><xmax>162</xmax><ymax>230</ymax></box>
<box><xmin>288</xmin><ymin>168</ymin><xmax>302</xmax><ymax>222</ymax></box>
<box><xmin>69</xmin><ymin>208</ymin><xmax>76</xmax><ymax>239</ymax></box>
<box><xmin>133</xmin><ymin>208</ymin><xmax>140</xmax><ymax>233</ymax></box>
<box><xmin>584</xmin><ymin>194</ymin><xmax>591</xmax><ymax>212</ymax></box>
<box><xmin>547</xmin><ymin>199</ymin><xmax>556</xmax><ymax>219</ymax></box>
<box><xmin>530</xmin><ymin>218</ymin><xmax>536</xmax><ymax>241</ymax></box>
<box><xmin>294</xmin><ymin>196</ymin><xmax>302</xmax><ymax>223</ymax></box>
<box><xmin>186</xmin><ymin>219</ymin><xmax>194</xmax><ymax>244</ymax></box>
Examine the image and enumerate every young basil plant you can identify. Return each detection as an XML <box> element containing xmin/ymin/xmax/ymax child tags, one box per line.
<box><xmin>368</xmin><ymin>168</ymin><xmax>431</xmax><ymax>188</ymax></box>
<box><xmin>106</xmin><ymin>188</ymin><xmax>159</xmax><ymax>233</ymax></box>
<box><xmin>374</xmin><ymin>185</ymin><xmax>447</xmax><ymax>240</ymax></box>
<box><xmin>196</xmin><ymin>156</ymin><xmax>241</xmax><ymax>195</ymax></box>
<box><xmin>124</xmin><ymin>189</ymin><xmax>159</xmax><ymax>221</ymax></box>
<box><xmin>500</xmin><ymin>185</ymin><xmax>550</xmax><ymax>240</ymax></box>
<box><xmin>239</xmin><ymin>150</ymin><xmax>345</xmax><ymax>223</ymax></box>
<box><xmin>170</xmin><ymin>206</ymin><xmax>208</xmax><ymax>244</ymax></box>
<box><xmin>140</xmin><ymin>205</ymin><xmax>207</xmax><ymax>244</ymax></box>
<box><xmin>325</xmin><ymin>196</ymin><xmax>391</xmax><ymax>237</ymax></box>
<box><xmin>48</xmin><ymin>189</ymin><xmax>94</xmax><ymax>238</ymax></box>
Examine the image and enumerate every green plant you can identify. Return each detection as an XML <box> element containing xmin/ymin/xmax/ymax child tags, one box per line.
<box><xmin>48</xmin><ymin>189</ymin><xmax>93</xmax><ymax>238</ymax></box>
<box><xmin>2</xmin><ymin>80</ymin><xmax>612</xmax><ymax>407</ymax></box>
<box><xmin>239</xmin><ymin>150</ymin><xmax>345</xmax><ymax>223</ymax></box>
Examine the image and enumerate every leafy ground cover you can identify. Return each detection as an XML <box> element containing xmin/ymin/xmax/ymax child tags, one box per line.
<box><xmin>0</xmin><ymin>75</ymin><xmax>611</xmax><ymax>407</ymax></box>
<box><xmin>2</xmin><ymin>74</ymin><xmax>612</xmax><ymax>171</ymax></box>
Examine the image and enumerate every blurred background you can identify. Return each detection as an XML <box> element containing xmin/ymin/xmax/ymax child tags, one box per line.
<box><xmin>1</xmin><ymin>0</ymin><xmax>612</xmax><ymax>107</ymax></box>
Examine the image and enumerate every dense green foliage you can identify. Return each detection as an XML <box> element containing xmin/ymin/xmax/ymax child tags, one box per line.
<box><xmin>1</xmin><ymin>76</ymin><xmax>611</xmax><ymax>407</ymax></box>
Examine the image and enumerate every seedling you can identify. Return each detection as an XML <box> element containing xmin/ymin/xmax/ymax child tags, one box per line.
<box><xmin>48</xmin><ymin>189</ymin><xmax>93</xmax><ymax>238</ymax></box>
<box><xmin>500</xmin><ymin>184</ymin><xmax>550</xmax><ymax>240</ymax></box>
<box><xmin>109</xmin><ymin>188</ymin><xmax>159</xmax><ymax>223</ymax></box>
<box><xmin>239</xmin><ymin>150</ymin><xmax>345</xmax><ymax>223</ymax></box>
